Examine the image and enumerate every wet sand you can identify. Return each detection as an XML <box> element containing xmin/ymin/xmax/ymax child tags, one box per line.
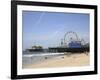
<box><xmin>23</xmin><ymin>53</ymin><xmax>89</xmax><ymax>69</ymax></box>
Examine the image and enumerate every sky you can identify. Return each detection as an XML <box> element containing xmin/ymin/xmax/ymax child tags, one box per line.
<box><xmin>22</xmin><ymin>11</ymin><xmax>90</xmax><ymax>50</ymax></box>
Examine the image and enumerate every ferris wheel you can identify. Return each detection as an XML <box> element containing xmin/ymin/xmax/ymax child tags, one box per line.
<box><xmin>63</xmin><ymin>31</ymin><xmax>80</xmax><ymax>46</ymax></box>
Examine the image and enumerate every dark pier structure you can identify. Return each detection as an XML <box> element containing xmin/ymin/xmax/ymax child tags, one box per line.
<box><xmin>26</xmin><ymin>31</ymin><xmax>90</xmax><ymax>53</ymax></box>
<box><xmin>48</xmin><ymin>31</ymin><xmax>89</xmax><ymax>53</ymax></box>
<box><xmin>48</xmin><ymin>47</ymin><xmax>89</xmax><ymax>53</ymax></box>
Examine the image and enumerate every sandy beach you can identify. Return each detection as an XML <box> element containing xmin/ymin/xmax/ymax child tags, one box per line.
<box><xmin>23</xmin><ymin>52</ymin><xmax>90</xmax><ymax>69</ymax></box>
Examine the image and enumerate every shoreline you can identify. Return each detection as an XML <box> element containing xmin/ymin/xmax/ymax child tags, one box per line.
<box><xmin>22</xmin><ymin>52</ymin><xmax>90</xmax><ymax>69</ymax></box>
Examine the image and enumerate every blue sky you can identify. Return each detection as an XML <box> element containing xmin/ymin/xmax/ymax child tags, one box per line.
<box><xmin>22</xmin><ymin>11</ymin><xmax>90</xmax><ymax>50</ymax></box>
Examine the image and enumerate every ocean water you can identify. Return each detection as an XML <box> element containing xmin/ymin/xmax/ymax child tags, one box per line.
<box><xmin>22</xmin><ymin>52</ymin><xmax>64</xmax><ymax>67</ymax></box>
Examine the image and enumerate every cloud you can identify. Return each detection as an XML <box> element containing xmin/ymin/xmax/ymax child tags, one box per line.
<box><xmin>34</xmin><ymin>12</ymin><xmax>45</xmax><ymax>27</ymax></box>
